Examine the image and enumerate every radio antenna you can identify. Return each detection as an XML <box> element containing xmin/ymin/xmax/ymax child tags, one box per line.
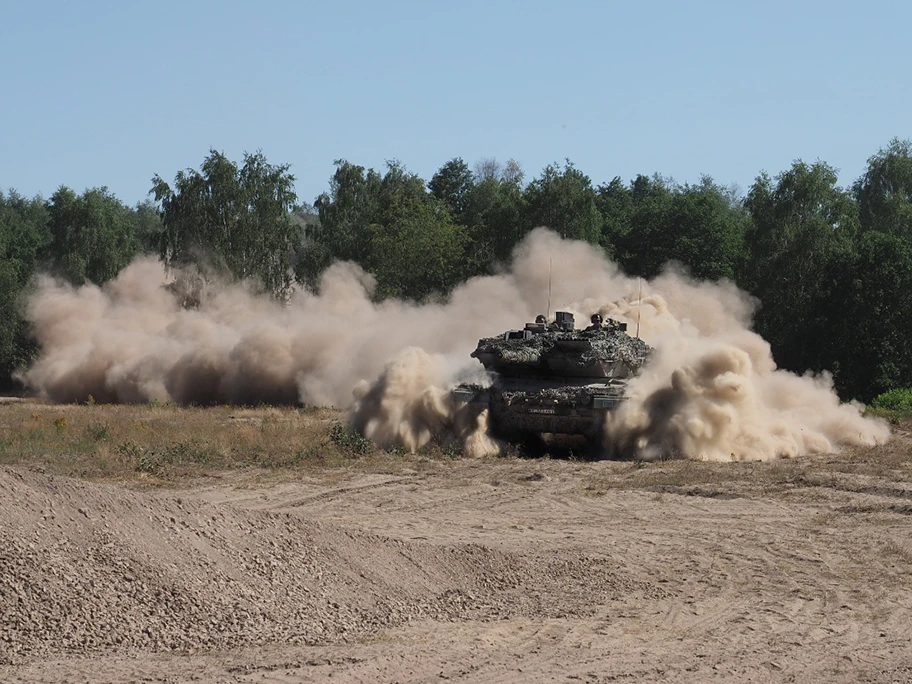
<box><xmin>636</xmin><ymin>277</ymin><xmax>643</xmax><ymax>339</ymax></box>
<box><xmin>546</xmin><ymin>257</ymin><xmax>553</xmax><ymax>322</ymax></box>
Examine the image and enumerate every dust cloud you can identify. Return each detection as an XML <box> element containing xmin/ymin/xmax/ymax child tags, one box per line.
<box><xmin>18</xmin><ymin>228</ymin><xmax>889</xmax><ymax>461</ymax></box>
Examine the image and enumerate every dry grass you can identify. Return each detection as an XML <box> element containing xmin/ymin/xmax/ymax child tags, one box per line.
<box><xmin>883</xmin><ymin>539</ymin><xmax>912</xmax><ymax>564</ymax></box>
<box><xmin>0</xmin><ymin>399</ymin><xmax>452</xmax><ymax>486</ymax></box>
<box><xmin>2</xmin><ymin>399</ymin><xmax>911</xmax><ymax>494</ymax></box>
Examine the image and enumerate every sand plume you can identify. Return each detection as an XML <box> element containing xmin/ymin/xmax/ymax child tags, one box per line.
<box><xmin>18</xmin><ymin>228</ymin><xmax>889</xmax><ymax>460</ymax></box>
<box><xmin>349</xmin><ymin>347</ymin><xmax>502</xmax><ymax>457</ymax></box>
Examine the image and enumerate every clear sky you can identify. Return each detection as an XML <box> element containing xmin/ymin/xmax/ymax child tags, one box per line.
<box><xmin>2</xmin><ymin>0</ymin><xmax>909</xmax><ymax>206</ymax></box>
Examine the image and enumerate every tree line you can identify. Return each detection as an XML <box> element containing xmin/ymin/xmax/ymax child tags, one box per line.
<box><xmin>3</xmin><ymin>141</ymin><xmax>912</xmax><ymax>402</ymax></box>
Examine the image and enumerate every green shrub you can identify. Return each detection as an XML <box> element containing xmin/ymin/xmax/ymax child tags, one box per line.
<box><xmin>870</xmin><ymin>388</ymin><xmax>912</xmax><ymax>413</ymax></box>
<box><xmin>133</xmin><ymin>440</ymin><xmax>209</xmax><ymax>475</ymax></box>
<box><xmin>329</xmin><ymin>422</ymin><xmax>373</xmax><ymax>456</ymax></box>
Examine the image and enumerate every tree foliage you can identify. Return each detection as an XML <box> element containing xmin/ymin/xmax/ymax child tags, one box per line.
<box><xmin>524</xmin><ymin>162</ymin><xmax>601</xmax><ymax>244</ymax></box>
<box><xmin>854</xmin><ymin>138</ymin><xmax>912</xmax><ymax>238</ymax></box>
<box><xmin>743</xmin><ymin>162</ymin><xmax>859</xmax><ymax>375</ymax></box>
<box><xmin>152</xmin><ymin>150</ymin><xmax>300</xmax><ymax>298</ymax></box>
<box><xmin>4</xmin><ymin>141</ymin><xmax>912</xmax><ymax>402</ymax></box>
<box><xmin>366</xmin><ymin>199</ymin><xmax>468</xmax><ymax>300</ymax></box>
<box><xmin>0</xmin><ymin>190</ymin><xmax>49</xmax><ymax>384</ymax></box>
<box><xmin>460</xmin><ymin>170</ymin><xmax>526</xmax><ymax>267</ymax></box>
<box><xmin>46</xmin><ymin>186</ymin><xmax>140</xmax><ymax>286</ymax></box>
<box><xmin>428</xmin><ymin>158</ymin><xmax>474</xmax><ymax>216</ymax></box>
<box><xmin>824</xmin><ymin>231</ymin><xmax>912</xmax><ymax>399</ymax></box>
<box><xmin>303</xmin><ymin>159</ymin><xmax>469</xmax><ymax>299</ymax></box>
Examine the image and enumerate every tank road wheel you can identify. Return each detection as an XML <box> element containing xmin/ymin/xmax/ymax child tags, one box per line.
<box><xmin>493</xmin><ymin>427</ymin><xmax>548</xmax><ymax>458</ymax></box>
<box><xmin>583</xmin><ymin>433</ymin><xmax>606</xmax><ymax>460</ymax></box>
<box><xmin>583</xmin><ymin>412</ymin><xmax>609</xmax><ymax>460</ymax></box>
<box><xmin>517</xmin><ymin>431</ymin><xmax>549</xmax><ymax>458</ymax></box>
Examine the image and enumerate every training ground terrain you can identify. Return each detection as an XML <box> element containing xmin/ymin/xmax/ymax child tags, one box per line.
<box><xmin>1</xmin><ymin>400</ymin><xmax>911</xmax><ymax>683</ymax></box>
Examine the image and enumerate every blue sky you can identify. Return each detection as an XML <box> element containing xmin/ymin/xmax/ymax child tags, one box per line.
<box><xmin>1</xmin><ymin>0</ymin><xmax>909</xmax><ymax>206</ymax></box>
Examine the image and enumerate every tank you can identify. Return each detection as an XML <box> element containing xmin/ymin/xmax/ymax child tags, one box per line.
<box><xmin>453</xmin><ymin>311</ymin><xmax>651</xmax><ymax>442</ymax></box>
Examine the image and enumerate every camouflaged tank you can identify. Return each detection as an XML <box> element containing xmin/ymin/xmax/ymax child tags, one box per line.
<box><xmin>453</xmin><ymin>311</ymin><xmax>651</xmax><ymax>441</ymax></box>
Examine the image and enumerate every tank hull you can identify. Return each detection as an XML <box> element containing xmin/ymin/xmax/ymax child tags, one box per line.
<box><xmin>454</xmin><ymin>377</ymin><xmax>628</xmax><ymax>438</ymax></box>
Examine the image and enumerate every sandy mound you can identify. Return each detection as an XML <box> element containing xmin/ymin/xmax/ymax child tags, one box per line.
<box><xmin>3</xmin><ymin>435</ymin><xmax>912</xmax><ymax>683</ymax></box>
<box><xmin>0</xmin><ymin>466</ymin><xmax>647</xmax><ymax>665</ymax></box>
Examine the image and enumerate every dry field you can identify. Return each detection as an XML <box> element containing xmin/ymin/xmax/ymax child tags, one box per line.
<box><xmin>1</xmin><ymin>399</ymin><xmax>912</xmax><ymax>683</ymax></box>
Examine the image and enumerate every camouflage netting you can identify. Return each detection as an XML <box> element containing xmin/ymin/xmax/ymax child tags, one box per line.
<box><xmin>472</xmin><ymin>328</ymin><xmax>651</xmax><ymax>376</ymax></box>
<box><xmin>499</xmin><ymin>385</ymin><xmax>625</xmax><ymax>405</ymax></box>
<box><xmin>583</xmin><ymin>335</ymin><xmax>651</xmax><ymax>370</ymax></box>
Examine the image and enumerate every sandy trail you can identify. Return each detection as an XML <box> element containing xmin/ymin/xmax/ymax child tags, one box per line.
<box><xmin>3</xmin><ymin>435</ymin><xmax>912</xmax><ymax>683</ymax></box>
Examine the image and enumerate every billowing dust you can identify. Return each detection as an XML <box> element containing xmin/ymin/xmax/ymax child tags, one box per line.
<box><xmin>18</xmin><ymin>228</ymin><xmax>889</xmax><ymax>460</ymax></box>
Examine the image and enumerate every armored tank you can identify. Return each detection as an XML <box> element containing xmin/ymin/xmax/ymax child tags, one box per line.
<box><xmin>453</xmin><ymin>311</ymin><xmax>651</xmax><ymax>443</ymax></box>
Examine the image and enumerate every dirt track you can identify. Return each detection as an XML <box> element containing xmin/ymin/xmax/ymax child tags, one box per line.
<box><xmin>3</xmin><ymin>428</ymin><xmax>912</xmax><ymax>683</ymax></box>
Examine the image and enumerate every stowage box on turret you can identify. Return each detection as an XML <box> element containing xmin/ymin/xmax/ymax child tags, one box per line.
<box><xmin>453</xmin><ymin>311</ymin><xmax>651</xmax><ymax>441</ymax></box>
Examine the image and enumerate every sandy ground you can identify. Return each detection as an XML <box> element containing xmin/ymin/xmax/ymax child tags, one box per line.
<box><xmin>3</xmin><ymin>429</ymin><xmax>912</xmax><ymax>683</ymax></box>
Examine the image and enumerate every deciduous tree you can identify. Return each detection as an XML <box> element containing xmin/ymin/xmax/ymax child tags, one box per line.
<box><xmin>45</xmin><ymin>186</ymin><xmax>139</xmax><ymax>286</ymax></box>
<box><xmin>152</xmin><ymin>150</ymin><xmax>300</xmax><ymax>299</ymax></box>
<box><xmin>523</xmin><ymin>162</ymin><xmax>601</xmax><ymax>244</ymax></box>
<box><xmin>743</xmin><ymin>161</ymin><xmax>858</xmax><ymax>374</ymax></box>
<box><xmin>854</xmin><ymin>138</ymin><xmax>912</xmax><ymax>238</ymax></box>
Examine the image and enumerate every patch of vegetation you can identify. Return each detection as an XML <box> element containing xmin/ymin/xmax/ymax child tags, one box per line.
<box><xmin>870</xmin><ymin>388</ymin><xmax>912</xmax><ymax>413</ymax></box>
<box><xmin>135</xmin><ymin>441</ymin><xmax>210</xmax><ymax>476</ymax></box>
<box><xmin>256</xmin><ymin>446</ymin><xmax>322</xmax><ymax>469</ymax></box>
<box><xmin>440</xmin><ymin>440</ymin><xmax>463</xmax><ymax>460</ymax></box>
<box><xmin>116</xmin><ymin>440</ymin><xmax>143</xmax><ymax>459</ymax></box>
<box><xmin>86</xmin><ymin>421</ymin><xmax>110</xmax><ymax>441</ymax></box>
<box><xmin>329</xmin><ymin>422</ymin><xmax>373</xmax><ymax>456</ymax></box>
<box><xmin>0</xmin><ymin>401</ymin><xmax>361</xmax><ymax>481</ymax></box>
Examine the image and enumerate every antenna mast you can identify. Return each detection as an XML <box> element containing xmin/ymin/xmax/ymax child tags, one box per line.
<box><xmin>546</xmin><ymin>258</ymin><xmax>553</xmax><ymax>322</ymax></box>
<box><xmin>636</xmin><ymin>278</ymin><xmax>643</xmax><ymax>339</ymax></box>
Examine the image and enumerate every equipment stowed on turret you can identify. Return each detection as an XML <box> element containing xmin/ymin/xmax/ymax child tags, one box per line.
<box><xmin>452</xmin><ymin>311</ymin><xmax>652</xmax><ymax>444</ymax></box>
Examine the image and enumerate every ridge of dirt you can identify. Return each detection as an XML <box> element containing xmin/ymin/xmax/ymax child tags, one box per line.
<box><xmin>0</xmin><ymin>466</ymin><xmax>655</xmax><ymax>666</ymax></box>
<box><xmin>2</xmin><ymin>424</ymin><xmax>912</xmax><ymax>683</ymax></box>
